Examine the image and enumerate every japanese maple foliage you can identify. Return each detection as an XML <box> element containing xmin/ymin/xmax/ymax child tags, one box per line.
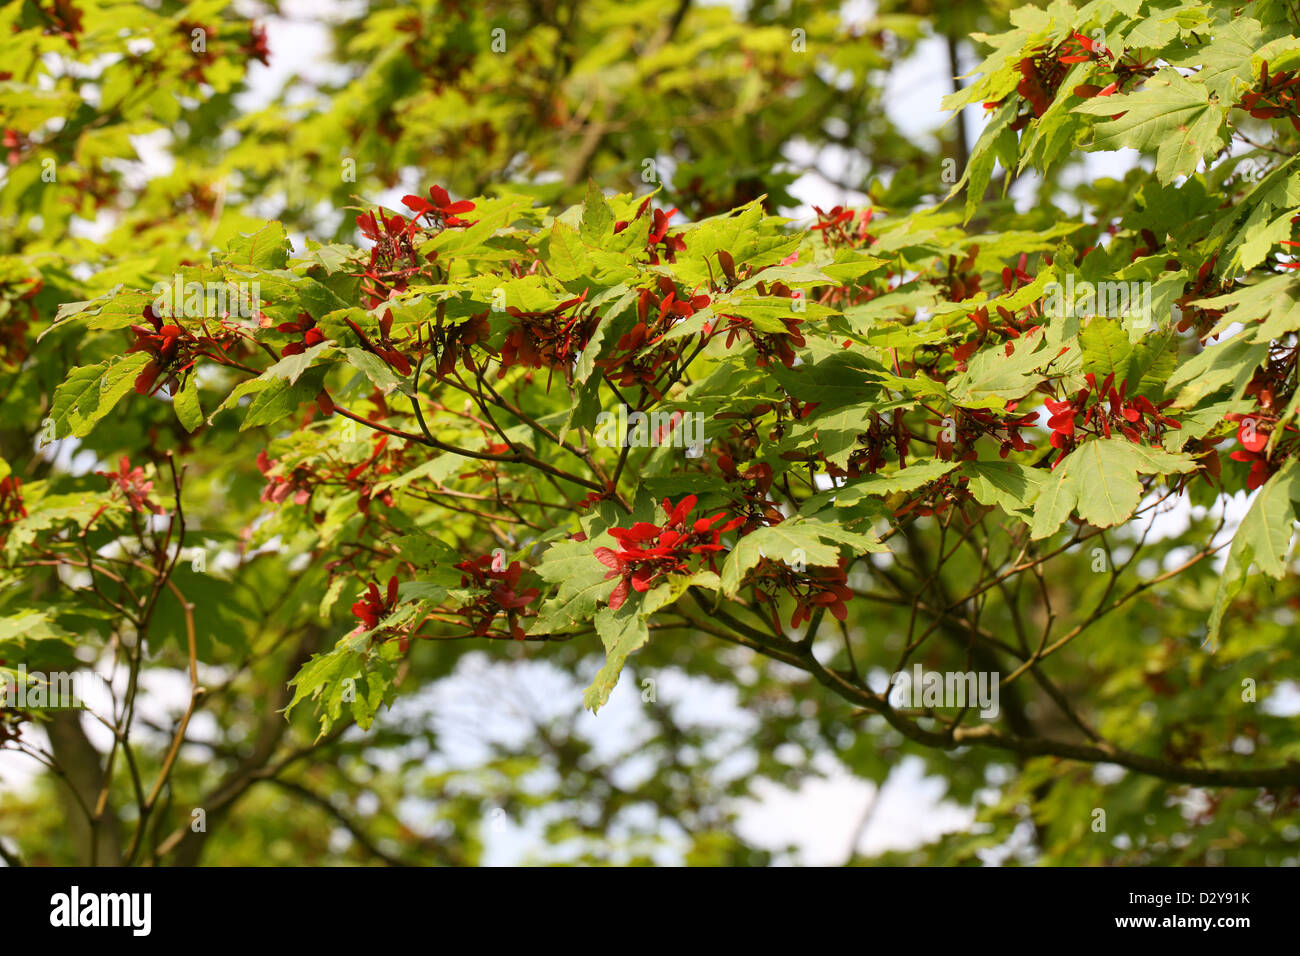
<box><xmin>10</xmin><ymin>0</ymin><xmax>1300</xmax><ymax>870</ymax></box>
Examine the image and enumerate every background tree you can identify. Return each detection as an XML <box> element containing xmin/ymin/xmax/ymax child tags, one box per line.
<box><xmin>1</xmin><ymin>0</ymin><xmax>1298</xmax><ymax>867</ymax></box>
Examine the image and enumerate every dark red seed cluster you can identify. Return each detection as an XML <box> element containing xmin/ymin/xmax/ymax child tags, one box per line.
<box><xmin>752</xmin><ymin>556</ymin><xmax>854</xmax><ymax>633</ymax></box>
<box><xmin>129</xmin><ymin>305</ymin><xmax>197</xmax><ymax>397</ymax></box>
<box><xmin>593</xmin><ymin>277</ymin><xmax>709</xmax><ymax>400</ymax></box>
<box><xmin>1044</xmin><ymin>372</ymin><xmax>1180</xmax><ymax>465</ymax></box>
<box><xmin>1226</xmin><ymin>345</ymin><xmax>1299</xmax><ymax>490</ymax></box>
<box><xmin>454</xmin><ymin>556</ymin><xmax>540</xmax><ymax>640</ymax></box>
<box><xmin>1240</xmin><ymin>61</ymin><xmax>1300</xmax><ymax>133</ymax></box>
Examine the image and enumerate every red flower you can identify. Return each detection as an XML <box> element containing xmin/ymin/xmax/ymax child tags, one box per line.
<box><xmin>401</xmin><ymin>185</ymin><xmax>476</xmax><ymax>228</ymax></box>
<box><xmin>96</xmin><ymin>457</ymin><xmax>164</xmax><ymax>514</ymax></box>
<box><xmin>278</xmin><ymin>312</ymin><xmax>325</xmax><ymax>357</ymax></box>
<box><xmin>128</xmin><ymin>304</ymin><xmax>196</xmax><ymax>396</ymax></box>
<box><xmin>352</xmin><ymin>576</ymin><xmax>399</xmax><ymax>631</ymax></box>
<box><xmin>595</xmin><ymin>495</ymin><xmax>744</xmax><ymax>609</ymax></box>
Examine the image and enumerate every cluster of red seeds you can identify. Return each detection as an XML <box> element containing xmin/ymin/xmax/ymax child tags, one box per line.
<box><xmin>1044</xmin><ymin>372</ymin><xmax>1180</xmax><ymax>465</ymax></box>
<box><xmin>0</xmin><ymin>476</ymin><xmax>28</xmax><ymax>535</ymax></box>
<box><xmin>1240</xmin><ymin>62</ymin><xmax>1300</xmax><ymax>133</ymax></box>
<box><xmin>257</xmin><ymin>434</ymin><xmax>397</xmax><ymax>514</ymax></box>
<box><xmin>500</xmin><ymin>291</ymin><xmax>597</xmax><ymax>385</ymax></box>
<box><xmin>453</xmin><ymin>556</ymin><xmax>540</xmax><ymax>640</ymax></box>
<box><xmin>129</xmin><ymin>305</ymin><xmax>198</xmax><ymax>397</ymax></box>
<box><xmin>355</xmin><ymin>209</ymin><xmax>423</xmax><ymax>309</ymax></box>
<box><xmin>998</xmin><ymin>32</ymin><xmax>1156</xmax><ymax>127</ymax></box>
<box><xmin>593</xmin><ymin>277</ymin><xmax>709</xmax><ymax>400</ymax></box>
<box><xmin>810</xmin><ymin>205</ymin><xmax>875</xmax><ymax>247</ymax></box>
<box><xmin>352</xmin><ymin>576</ymin><xmax>399</xmax><ymax>632</ymax></box>
<box><xmin>931</xmin><ymin>405</ymin><xmax>1038</xmax><ymax>462</ymax></box>
<box><xmin>594</xmin><ymin>495</ymin><xmax>744</xmax><ymax>610</ymax></box>
<box><xmin>953</xmin><ymin>254</ymin><xmax>1043</xmax><ymax>366</ymax></box>
<box><xmin>95</xmin><ymin>457</ymin><xmax>165</xmax><ymax>515</ymax></box>
<box><xmin>713</xmin><ymin>278</ymin><xmax>806</xmax><ymax>369</ymax></box>
<box><xmin>1226</xmin><ymin>345</ymin><xmax>1299</xmax><ymax>490</ymax></box>
<box><xmin>0</xmin><ymin>275</ymin><xmax>40</xmax><ymax>366</ymax></box>
<box><xmin>716</xmin><ymin>453</ymin><xmax>781</xmax><ymax>533</ymax></box>
<box><xmin>752</xmin><ymin>557</ymin><xmax>854</xmax><ymax>633</ymax></box>
<box><xmin>177</xmin><ymin>21</ymin><xmax>269</xmax><ymax>84</ymax></box>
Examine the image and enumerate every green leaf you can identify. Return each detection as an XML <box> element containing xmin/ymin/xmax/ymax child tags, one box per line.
<box><xmin>780</xmin><ymin>404</ymin><xmax>878</xmax><ymax>469</ymax></box>
<box><xmin>948</xmin><ymin>100</ymin><xmax>1017</xmax><ymax>220</ymax></box>
<box><xmin>1167</xmin><ymin>18</ymin><xmax>1265</xmax><ymax>100</ymax></box>
<box><xmin>1030</xmin><ymin>438</ymin><xmax>1197</xmax><ymax>539</ymax></box>
<box><xmin>801</xmin><ymin>459</ymin><xmax>958</xmax><ymax>514</ymax></box>
<box><xmin>720</xmin><ymin>517</ymin><xmax>883</xmax><ymax>596</ymax></box>
<box><xmin>173</xmin><ymin>378</ymin><xmax>203</xmax><ymax>433</ymax></box>
<box><xmin>263</xmin><ymin>342</ymin><xmax>333</xmax><ymax>385</ymax></box>
<box><xmin>49</xmin><ymin>353</ymin><xmax>151</xmax><ymax>439</ymax></box>
<box><xmin>583</xmin><ymin>602</ymin><xmax>650</xmax><ymax>713</ymax></box>
<box><xmin>1080</xmin><ymin>317</ymin><xmax>1134</xmax><ymax>382</ymax></box>
<box><xmin>1073</xmin><ymin>70</ymin><xmax>1226</xmax><ymax>185</ymax></box>
<box><xmin>0</xmin><ymin>609</ymin><xmax>74</xmax><ymax>645</ymax></box>
<box><xmin>530</xmin><ymin>539</ymin><xmax>617</xmax><ymax>635</ymax></box>
<box><xmin>580</xmin><ymin>182</ymin><xmax>615</xmax><ymax>244</ymax></box>
<box><xmin>1206</xmin><ymin>460</ymin><xmax>1300</xmax><ymax>646</ymax></box>
<box><xmin>255</xmin><ymin>271</ymin><xmax>351</xmax><ymax>321</ymax></box>
<box><xmin>286</xmin><ymin>631</ymin><xmax>400</xmax><ymax>738</ymax></box>
<box><xmin>962</xmin><ymin>460</ymin><xmax>1045</xmax><ymax>514</ymax></box>
<box><xmin>641</xmin><ymin>570</ymin><xmax>721</xmax><ymax>616</ymax></box>
<box><xmin>222</xmin><ymin>221</ymin><xmax>290</xmax><ymax>271</ymax></box>
<box><xmin>319</xmin><ymin>576</ymin><xmax>347</xmax><ymax>620</ymax></box>
<box><xmin>240</xmin><ymin>366</ymin><xmax>329</xmax><ymax>431</ymax></box>
<box><xmin>1166</xmin><ymin>334</ymin><xmax>1268</xmax><ymax>408</ymax></box>
<box><xmin>340</xmin><ymin>346</ymin><xmax>407</xmax><ymax>392</ymax></box>
<box><xmin>61</xmin><ymin>290</ymin><xmax>158</xmax><ymax>334</ymax></box>
<box><xmin>948</xmin><ymin>327</ymin><xmax>1065</xmax><ymax>408</ymax></box>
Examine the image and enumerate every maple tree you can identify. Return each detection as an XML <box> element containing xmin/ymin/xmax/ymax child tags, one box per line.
<box><xmin>2</xmin><ymin>0</ymin><xmax>1300</xmax><ymax>867</ymax></box>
